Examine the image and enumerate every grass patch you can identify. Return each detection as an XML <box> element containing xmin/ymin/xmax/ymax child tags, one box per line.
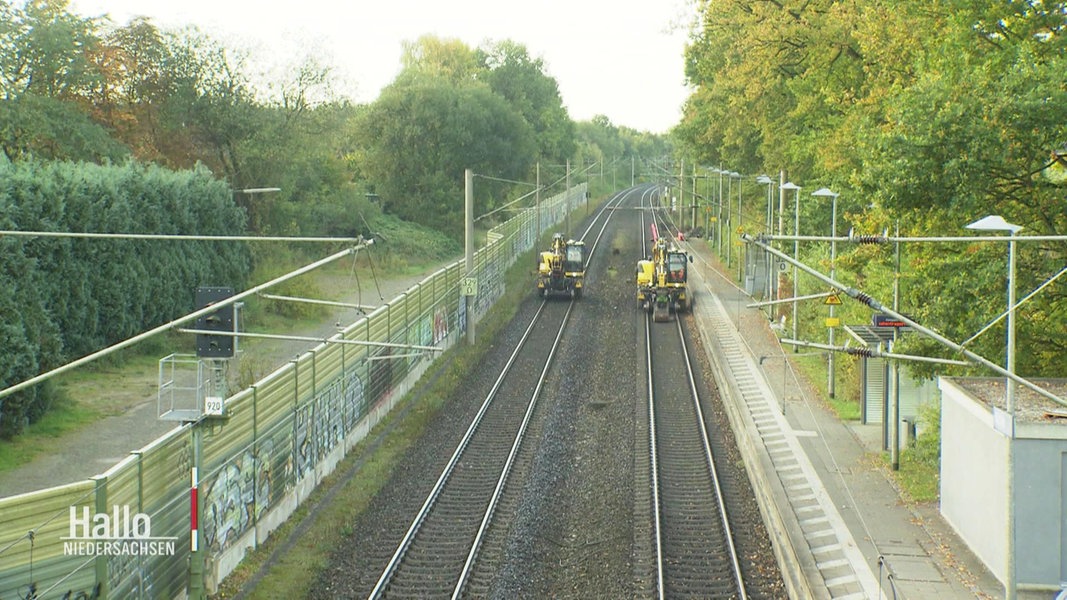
<box><xmin>885</xmin><ymin>400</ymin><xmax>941</xmax><ymax>503</ymax></box>
<box><xmin>54</xmin><ymin>352</ymin><xmax>162</xmax><ymax>416</ymax></box>
<box><xmin>0</xmin><ymin>395</ymin><xmax>100</xmax><ymax>472</ymax></box>
<box><xmin>891</xmin><ymin>449</ymin><xmax>940</xmax><ymax>503</ymax></box>
<box><xmin>791</xmin><ymin>352</ymin><xmax>861</xmax><ymax>421</ymax></box>
<box><xmin>0</xmin><ymin>350</ymin><xmax>164</xmax><ymax>475</ymax></box>
<box><xmin>210</xmin><ymin>244</ymin><xmax>538</xmax><ymax>598</ymax></box>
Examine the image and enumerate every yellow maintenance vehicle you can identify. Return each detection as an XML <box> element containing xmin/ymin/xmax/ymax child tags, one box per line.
<box><xmin>636</xmin><ymin>226</ymin><xmax>692</xmax><ymax>321</ymax></box>
<box><xmin>537</xmin><ymin>233</ymin><xmax>587</xmax><ymax>299</ymax></box>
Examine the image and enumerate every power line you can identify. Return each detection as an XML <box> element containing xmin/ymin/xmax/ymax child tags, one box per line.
<box><xmin>0</xmin><ymin>230</ymin><xmax>364</xmax><ymax>243</ymax></box>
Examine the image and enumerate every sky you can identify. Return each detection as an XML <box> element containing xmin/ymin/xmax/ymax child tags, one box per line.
<box><xmin>68</xmin><ymin>0</ymin><xmax>696</xmax><ymax>134</ymax></box>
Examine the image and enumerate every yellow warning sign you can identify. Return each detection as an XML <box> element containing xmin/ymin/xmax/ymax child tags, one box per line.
<box><xmin>825</xmin><ymin>317</ymin><xmax>841</xmax><ymax>328</ymax></box>
<box><xmin>824</xmin><ymin>291</ymin><xmax>842</xmax><ymax>306</ymax></box>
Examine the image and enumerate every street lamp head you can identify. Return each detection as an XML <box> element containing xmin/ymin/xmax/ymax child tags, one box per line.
<box><xmin>780</xmin><ymin>182</ymin><xmax>800</xmax><ymax>191</ymax></box>
<box><xmin>729</xmin><ymin>171</ymin><xmax>740</xmax><ymax>178</ymax></box>
<box><xmin>756</xmin><ymin>175</ymin><xmax>773</xmax><ymax>184</ymax></box>
<box><xmin>966</xmin><ymin>215</ymin><xmax>1023</xmax><ymax>234</ymax></box>
<box><xmin>812</xmin><ymin>187</ymin><xmax>838</xmax><ymax>198</ymax></box>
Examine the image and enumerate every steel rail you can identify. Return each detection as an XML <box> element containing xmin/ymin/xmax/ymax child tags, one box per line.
<box><xmin>644</xmin><ymin>194</ymin><xmax>746</xmax><ymax>598</ymax></box>
<box><xmin>641</xmin><ymin>193</ymin><xmax>667</xmax><ymax>600</ymax></box>
<box><xmin>644</xmin><ymin>312</ymin><xmax>667</xmax><ymax>600</ymax></box>
<box><xmin>451</xmin><ymin>301</ymin><xmax>573</xmax><ymax>598</ymax></box>
<box><xmin>369</xmin><ymin>190</ymin><xmax>627</xmax><ymax>598</ymax></box>
<box><xmin>451</xmin><ymin>189</ymin><xmax>630</xmax><ymax>597</ymax></box>
<box><xmin>673</xmin><ymin>316</ymin><xmax>748</xmax><ymax>599</ymax></box>
<box><xmin>366</xmin><ymin>300</ymin><xmax>549</xmax><ymax>599</ymax></box>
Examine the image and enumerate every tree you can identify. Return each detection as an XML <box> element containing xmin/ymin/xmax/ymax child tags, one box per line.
<box><xmin>677</xmin><ymin>0</ymin><xmax>1067</xmax><ymax>378</ymax></box>
<box><xmin>353</xmin><ymin>73</ymin><xmax>536</xmax><ymax>239</ymax></box>
<box><xmin>478</xmin><ymin>40</ymin><xmax>575</xmax><ymax>165</ymax></box>
<box><xmin>88</xmin><ymin>16</ymin><xmax>173</xmax><ymax>161</ymax></box>
<box><xmin>397</xmin><ymin>35</ymin><xmax>481</xmax><ymax>83</ymax></box>
<box><xmin>0</xmin><ymin>0</ymin><xmax>128</xmax><ymax>161</ymax></box>
<box><xmin>166</xmin><ymin>28</ymin><xmax>262</xmax><ymax>181</ymax></box>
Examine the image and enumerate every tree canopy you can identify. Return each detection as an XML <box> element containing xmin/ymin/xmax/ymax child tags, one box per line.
<box><xmin>0</xmin><ymin>3</ymin><xmax>669</xmax><ymax>436</ymax></box>
<box><xmin>677</xmin><ymin>0</ymin><xmax>1067</xmax><ymax>377</ymax></box>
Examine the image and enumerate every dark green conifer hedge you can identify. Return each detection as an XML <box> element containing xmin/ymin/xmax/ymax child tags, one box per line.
<box><xmin>0</xmin><ymin>160</ymin><xmax>251</xmax><ymax>437</ymax></box>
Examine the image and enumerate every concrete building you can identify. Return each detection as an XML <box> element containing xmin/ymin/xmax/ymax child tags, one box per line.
<box><xmin>939</xmin><ymin>377</ymin><xmax>1067</xmax><ymax>596</ymax></box>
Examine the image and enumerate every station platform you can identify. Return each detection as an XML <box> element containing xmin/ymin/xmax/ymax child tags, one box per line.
<box><xmin>684</xmin><ymin>240</ymin><xmax>1004</xmax><ymax>599</ymax></box>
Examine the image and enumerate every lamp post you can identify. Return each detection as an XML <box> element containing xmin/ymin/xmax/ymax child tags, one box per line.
<box><xmin>691</xmin><ymin>164</ymin><xmax>699</xmax><ymax>233</ymax></box>
<box><xmin>702</xmin><ymin>169</ymin><xmax>713</xmax><ymax>242</ymax></box>
<box><xmin>757</xmin><ymin>175</ymin><xmax>774</xmax><ymax>307</ymax></box>
<box><xmin>812</xmin><ymin>188</ymin><xmax>839</xmax><ymax>397</ymax></box>
<box><xmin>734</xmin><ymin>172</ymin><xmax>743</xmax><ymax>281</ymax></box>
<box><xmin>965</xmin><ymin>214</ymin><xmax>1022</xmax><ymax>600</ymax></box>
<box><xmin>715</xmin><ymin>168</ymin><xmax>725</xmax><ymax>255</ymax></box>
<box><xmin>781</xmin><ymin>182</ymin><xmax>801</xmax><ymax>345</ymax></box>
<box><xmin>725</xmin><ymin>172</ymin><xmax>734</xmax><ymax>268</ymax></box>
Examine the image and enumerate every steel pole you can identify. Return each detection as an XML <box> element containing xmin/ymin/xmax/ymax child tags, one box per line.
<box><xmin>726</xmin><ymin>175</ymin><xmax>733</xmax><ymax>268</ymax></box>
<box><xmin>718</xmin><ymin>169</ymin><xmax>725</xmax><ymax>256</ymax></box>
<box><xmin>536</xmin><ymin>162</ymin><xmax>541</xmax><ymax>240</ymax></box>
<box><xmin>737</xmin><ymin>176</ymin><xmax>743</xmax><ymax>281</ymax></box>
<box><xmin>828</xmin><ymin>194</ymin><xmax>837</xmax><ymax>398</ymax></box>
<box><xmin>465</xmin><ymin>168</ymin><xmax>475</xmax><ymax>345</ymax></box>
<box><xmin>1005</xmin><ymin>231</ymin><xmax>1017</xmax><ymax>600</ymax></box>
<box><xmin>793</xmin><ymin>189</ymin><xmax>800</xmax><ymax>346</ymax></box>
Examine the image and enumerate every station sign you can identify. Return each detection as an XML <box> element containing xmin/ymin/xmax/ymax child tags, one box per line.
<box><xmin>460</xmin><ymin>277</ymin><xmax>478</xmax><ymax>297</ymax></box>
<box><xmin>873</xmin><ymin>313</ymin><xmax>909</xmax><ymax>328</ymax></box>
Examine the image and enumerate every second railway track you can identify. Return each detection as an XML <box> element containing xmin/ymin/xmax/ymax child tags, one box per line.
<box><xmin>367</xmin><ymin>192</ymin><xmax>626</xmax><ymax>599</ymax></box>
<box><xmin>642</xmin><ymin>203</ymin><xmax>747</xmax><ymax>598</ymax></box>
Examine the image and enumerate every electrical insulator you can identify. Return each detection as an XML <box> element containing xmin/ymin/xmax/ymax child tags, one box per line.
<box><xmin>853</xmin><ymin>235</ymin><xmax>888</xmax><ymax>244</ymax></box>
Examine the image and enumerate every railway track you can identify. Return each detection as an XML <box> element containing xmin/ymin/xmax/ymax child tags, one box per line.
<box><xmin>642</xmin><ymin>203</ymin><xmax>747</xmax><ymax>599</ymax></box>
<box><xmin>366</xmin><ymin>192</ymin><xmax>626</xmax><ymax>599</ymax></box>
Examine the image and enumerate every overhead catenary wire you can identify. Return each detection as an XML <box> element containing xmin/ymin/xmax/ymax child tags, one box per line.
<box><xmin>0</xmin><ymin>230</ymin><xmax>364</xmax><ymax>243</ymax></box>
<box><xmin>357</xmin><ymin>212</ymin><xmax>385</xmax><ymax>302</ymax></box>
<box><xmin>0</xmin><ymin>244</ymin><xmax>368</xmax><ymax>400</ymax></box>
<box><xmin>256</xmin><ymin>293</ymin><xmax>377</xmax><ymax>312</ymax></box>
<box><xmin>474</xmin><ymin>186</ymin><xmax>542</xmax><ymax>222</ymax></box>
<box><xmin>175</xmin><ymin>329</ymin><xmax>440</xmax><ymax>352</ymax></box>
<box><xmin>741</xmin><ymin>233</ymin><xmax>1067</xmax><ymax>407</ymax></box>
<box><xmin>472</xmin><ymin>162</ymin><xmax>596</xmax><ymax>224</ymax></box>
<box><xmin>761</xmin><ymin>232</ymin><xmax>1067</xmax><ymax>244</ymax></box>
<box><xmin>961</xmin><ymin>264</ymin><xmax>1067</xmax><ymax>348</ymax></box>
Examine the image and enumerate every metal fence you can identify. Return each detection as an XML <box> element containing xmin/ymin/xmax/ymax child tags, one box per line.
<box><xmin>0</xmin><ymin>184</ymin><xmax>586</xmax><ymax>599</ymax></box>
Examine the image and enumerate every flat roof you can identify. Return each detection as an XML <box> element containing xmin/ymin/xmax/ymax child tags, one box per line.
<box><xmin>945</xmin><ymin>377</ymin><xmax>1067</xmax><ymax>424</ymax></box>
<box><xmin>843</xmin><ymin>325</ymin><xmax>904</xmax><ymax>347</ymax></box>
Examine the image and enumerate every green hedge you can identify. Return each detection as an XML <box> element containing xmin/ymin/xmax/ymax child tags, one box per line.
<box><xmin>0</xmin><ymin>159</ymin><xmax>252</xmax><ymax>437</ymax></box>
